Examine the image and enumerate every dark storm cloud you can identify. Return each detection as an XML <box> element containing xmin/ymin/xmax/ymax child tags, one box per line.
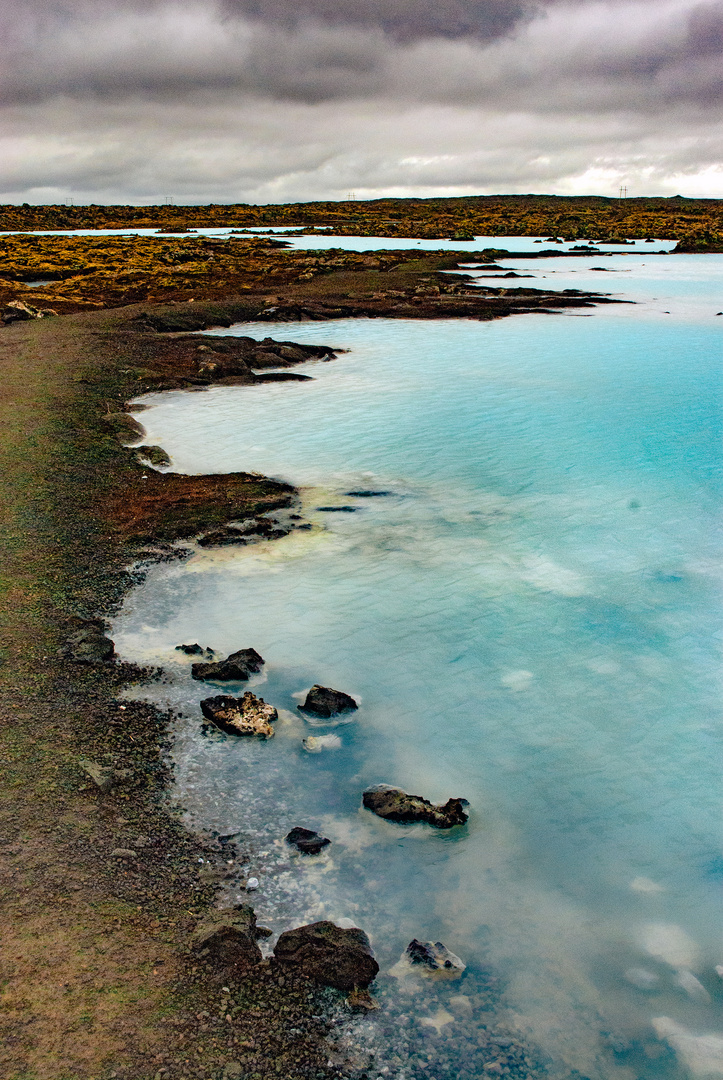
<box><xmin>223</xmin><ymin>0</ymin><xmax>528</xmax><ymax>42</ymax></box>
<box><xmin>0</xmin><ymin>0</ymin><xmax>721</xmax><ymax>200</ymax></box>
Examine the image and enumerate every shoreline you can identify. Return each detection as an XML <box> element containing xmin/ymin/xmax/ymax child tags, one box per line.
<box><xmin>0</xmin><ymin>270</ymin><xmax>630</xmax><ymax>1078</ymax></box>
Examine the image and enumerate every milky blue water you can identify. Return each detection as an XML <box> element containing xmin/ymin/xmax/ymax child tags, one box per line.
<box><xmin>114</xmin><ymin>253</ymin><xmax>722</xmax><ymax>1080</ymax></box>
<box><xmin>0</xmin><ymin>224</ymin><xmax>677</xmax><ymax>256</ymax></box>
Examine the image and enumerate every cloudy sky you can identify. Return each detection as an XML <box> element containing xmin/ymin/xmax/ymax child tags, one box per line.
<box><xmin>1</xmin><ymin>0</ymin><xmax>722</xmax><ymax>203</ymax></box>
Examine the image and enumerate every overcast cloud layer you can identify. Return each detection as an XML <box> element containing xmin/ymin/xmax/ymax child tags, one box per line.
<box><xmin>1</xmin><ymin>0</ymin><xmax>722</xmax><ymax>202</ymax></box>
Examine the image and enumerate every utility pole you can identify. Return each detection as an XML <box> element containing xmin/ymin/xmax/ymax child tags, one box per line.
<box><xmin>163</xmin><ymin>195</ymin><xmax>174</xmax><ymax>205</ymax></box>
<box><xmin>618</xmin><ymin>185</ymin><xmax>628</xmax><ymax>199</ymax></box>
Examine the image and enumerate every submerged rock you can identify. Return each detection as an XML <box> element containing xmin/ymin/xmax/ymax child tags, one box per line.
<box><xmin>406</xmin><ymin>939</ymin><xmax>466</xmax><ymax>979</ymax></box>
<box><xmin>286</xmin><ymin>827</ymin><xmax>331</xmax><ymax>855</ymax></box>
<box><xmin>200</xmin><ymin>691</ymin><xmax>277</xmax><ymax>738</ymax></box>
<box><xmin>192</xmin><ymin>647</ymin><xmax>264</xmax><ymax>682</ymax></box>
<box><xmin>298</xmin><ymin>685</ymin><xmax>358</xmax><ymax>719</ymax></box>
<box><xmin>190</xmin><ymin>905</ymin><xmax>264</xmax><ymax>973</ymax></box>
<box><xmin>274</xmin><ymin>921</ymin><xmax>379</xmax><ymax>990</ymax></box>
<box><xmin>57</xmin><ymin>620</ymin><xmax>115</xmax><ymax>663</ymax></box>
<box><xmin>302</xmin><ymin>733</ymin><xmax>343</xmax><ymax>753</ymax></box>
<box><xmin>362</xmin><ymin>785</ymin><xmax>469</xmax><ymax>828</ymax></box>
<box><xmin>346</xmin><ymin>987</ymin><xmax>379</xmax><ymax>1011</ymax></box>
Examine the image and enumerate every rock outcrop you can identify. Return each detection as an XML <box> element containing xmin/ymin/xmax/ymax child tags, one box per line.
<box><xmin>285</xmin><ymin>827</ymin><xmax>331</xmax><ymax>855</ymax></box>
<box><xmin>298</xmin><ymin>685</ymin><xmax>358</xmax><ymax>719</ymax></box>
<box><xmin>200</xmin><ymin>691</ymin><xmax>277</xmax><ymax>738</ymax></box>
<box><xmin>190</xmin><ymin>905</ymin><xmax>265</xmax><ymax>973</ymax></box>
<box><xmin>362</xmin><ymin>785</ymin><xmax>469</xmax><ymax>828</ymax></box>
<box><xmin>273</xmin><ymin>921</ymin><xmax>379</xmax><ymax>990</ymax></box>
<box><xmin>192</xmin><ymin>647</ymin><xmax>264</xmax><ymax>682</ymax></box>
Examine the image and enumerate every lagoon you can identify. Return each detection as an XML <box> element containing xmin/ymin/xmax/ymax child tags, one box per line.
<box><xmin>113</xmin><ymin>253</ymin><xmax>722</xmax><ymax>1079</ymax></box>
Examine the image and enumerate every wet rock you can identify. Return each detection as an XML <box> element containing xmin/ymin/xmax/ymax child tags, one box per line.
<box><xmin>274</xmin><ymin>921</ymin><xmax>379</xmax><ymax>991</ymax></box>
<box><xmin>192</xmin><ymin>647</ymin><xmax>264</xmax><ymax>682</ymax></box>
<box><xmin>406</xmin><ymin>939</ymin><xmax>466</xmax><ymax>979</ymax></box>
<box><xmin>134</xmin><ymin>444</ymin><xmax>171</xmax><ymax>467</ymax></box>
<box><xmin>58</xmin><ymin>620</ymin><xmax>115</xmax><ymax>663</ymax></box>
<box><xmin>190</xmin><ymin>905</ymin><xmax>263</xmax><ymax>973</ymax></box>
<box><xmin>345</xmin><ymin>490</ymin><xmax>394</xmax><ymax>497</ymax></box>
<box><xmin>362</xmin><ymin>785</ymin><xmax>469</xmax><ymax>828</ymax></box>
<box><xmin>298</xmin><ymin>685</ymin><xmax>358</xmax><ymax>719</ymax></box>
<box><xmin>175</xmin><ymin>643</ymin><xmax>214</xmax><ymax>656</ymax></box>
<box><xmin>286</xmin><ymin>827</ymin><xmax>331</xmax><ymax>855</ymax></box>
<box><xmin>79</xmin><ymin>759</ymin><xmax>132</xmax><ymax>794</ymax></box>
<box><xmin>197</xmin><ymin>518</ymin><xmax>290</xmax><ymax>547</ymax></box>
<box><xmin>200</xmin><ymin>692</ymin><xmax>277</xmax><ymax>738</ymax></box>
<box><xmin>315</xmin><ymin>505</ymin><xmax>358</xmax><ymax>512</ymax></box>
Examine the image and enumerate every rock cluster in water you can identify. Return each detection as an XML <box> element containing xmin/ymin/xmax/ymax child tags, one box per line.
<box><xmin>192</xmin><ymin>646</ymin><xmax>264</xmax><ymax>682</ymax></box>
<box><xmin>362</xmin><ymin>785</ymin><xmax>469</xmax><ymax>828</ymax></box>
<box><xmin>200</xmin><ymin>691</ymin><xmax>278</xmax><ymax>738</ymax></box>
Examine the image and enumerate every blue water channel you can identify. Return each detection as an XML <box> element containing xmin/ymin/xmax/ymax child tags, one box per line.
<box><xmin>113</xmin><ymin>250</ymin><xmax>722</xmax><ymax>1080</ymax></box>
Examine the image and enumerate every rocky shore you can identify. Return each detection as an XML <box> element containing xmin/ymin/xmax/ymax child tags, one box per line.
<box><xmin>0</xmin><ymin>255</ymin><xmax>627</xmax><ymax>1078</ymax></box>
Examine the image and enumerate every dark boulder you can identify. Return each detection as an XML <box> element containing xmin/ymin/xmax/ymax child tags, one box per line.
<box><xmin>192</xmin><ymin>647</ymin><xmax>264</xmax><ymax>682</ymax></box>
<box><xmin>298</xmin><ymin>685</ymin><xmax>358</xmax><ymax>719</ymax></box>
<box><xmin>200</xmin><ymin>691</ymin><xmax>277</xmax><ymax>738</ymax></box>
<box><xmin>190</xmin><ymin>905</ymin><xmax>264</xmax><ymax>973</ymax></box>
<box><xmin>273</xmin><ymin>921</ymin><xmax>379</xmax><ymax>990</ymax></box>
<box><xmin>285</xmin><ymin>827</ymin><xmax>331</xmax><ymax>856</ymax></box>
<box><xmin>362</xmin><ymin>785</ymin><xmax>468</xmax><ymax>829</ymax></box>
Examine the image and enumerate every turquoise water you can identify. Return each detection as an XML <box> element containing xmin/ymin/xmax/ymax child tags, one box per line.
<box><xmin>114</xmin><ymin>257</ymin><xmax>722</xmax><ymax>1079</ymax></box>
